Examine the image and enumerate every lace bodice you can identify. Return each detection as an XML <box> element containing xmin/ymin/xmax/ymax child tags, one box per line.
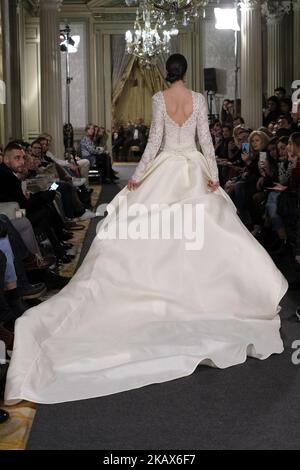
<box><xmin>131</xmin><ymin>90</ymin><xmax>219</xmax><ymax>183</ymax></box>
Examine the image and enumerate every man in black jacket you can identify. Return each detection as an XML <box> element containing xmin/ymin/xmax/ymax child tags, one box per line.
<box><xmin>0</xmin><ymin>142</ymin><xmax>55</xmax><ymax>216</ymax></box>
<box><xmin>0</xmin><ymin>142</ymin><xmax>71</xmax><ymax>262</ymax></box>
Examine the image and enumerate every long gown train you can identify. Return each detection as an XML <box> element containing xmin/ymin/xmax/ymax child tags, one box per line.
<box><xmin>5</xmin><ymin>91</ymin><xmax>288</xmax><ymax>404</ymax></box>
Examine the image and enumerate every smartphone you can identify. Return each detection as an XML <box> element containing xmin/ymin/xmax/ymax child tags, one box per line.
<box><xmin>242</xmin><ymin>143</ymin><xmax>250</xmax><ymax>154</ymax></box>
<box><xmin>259</xmin><ymin>152</ymin><xmax>267</xmax><ymax>163</ymax></box>
<box><xmin>49</xmin><ymin>182</ymin><xmax>59</xmax><ymax>191</ymax></box>
<box><xmin>292</xmin><ymin>99</ymin><xmax>300</xmax><ymax>114</ymax></box>
<box><xmin>15</xmin><ymin>208</ymin><xmax>26</xmax><ymax>219</ymax></box>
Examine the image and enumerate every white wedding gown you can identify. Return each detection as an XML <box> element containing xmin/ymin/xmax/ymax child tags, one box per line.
<box><xmin>5</xmin><ymin>91</ymin><xmax>288</xmax><ymax>405</ymax></box>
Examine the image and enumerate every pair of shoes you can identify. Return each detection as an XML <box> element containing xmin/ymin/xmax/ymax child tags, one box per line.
<box><xmin>58</xmin><ymin>254</ymin><xmax>74</xmax><ymax>265</ymax></box>
<box><xmin>72</xmin><ymin>177</ymin><xmax>86</xmax><ymax>187</ymax></box>
<box><xmin>64</xmin><ymin>221</ymin><xmax>85</xmax><ymax>231</ymax></box>
<box><xmin>61</xmin><ymin>230</ymin><xmax>74</xmax><ymax>241</ymax></box>
<box><xmin>80</xmin><ymin>209</ymin><xmax>97</xmax><ymax>220</ymax></box>
<box><xmin>43</xmin><ymin>270</ymin><xmax>71</xmax><ymax>289</ymax></box>
<box><xmin>20</xmin><ymin>282</ymin><xmax>47</xmax><ymax>300</ymax></box>
<box><xmin>60</xmin><ymin>242</ymin><xmax>74</xmax><ymax>251</ymax></box>
<box><xmin>24</xmin><ymin>254</ymin><xmax>56</xmax><ymax>271</ymax></box>
<box><xmin>0</xmin><ymin>409</ymin><xmax>9</xmax><ymax>424</ymax></box>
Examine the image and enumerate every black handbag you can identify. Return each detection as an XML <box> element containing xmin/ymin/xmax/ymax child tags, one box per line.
<box><xmin>277</xmin><ymin>191</ymin><xmax>299</xmax><ymax>225</ymax></box>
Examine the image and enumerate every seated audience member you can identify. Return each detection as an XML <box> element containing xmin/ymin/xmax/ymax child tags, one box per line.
<box><xmin>286</xmin><ymin>133</ymin><xmax>300</xmax><ymax>262</ymax></box>
<box><xmin>265</xmin><ymin>132</ymin><xmax>300</xmax><ymax>256</ymax></box>
<box><xmin>263</xmin><ymin>96</ymin><xmax>281</xmax><ymax>127</ymax></box>
<box><xmin>264</xmin><ymin>136</ymin><xmax>290</xmax><ymax>250</ymax></box>
<box><xmin>233</xmin><ymin>116</ymin><xmax>245</xmax><ymax>128</ymax></box>
<box><xmin>277</xmin><ymin>115</ymin><xmax>298</xmax><ymax>135</ymax></box>
<box><xmin>40</xmin><ymin>133</ymin><xmax>91</xmax><ymax>189</ymax></box>
<box><xmin>279</xmin><ymin>97</ymin><xmax>292</xmax><ymax>116</ymax></box>
<box><xmin>274</xmin><ymin>87</ymin><xmax>287</xmax><ymax>100</ymax></box>
<box><xmin>258</xmin><ymin>126</ymin><xmax>274</xmax><ymax>138</ymax></box>
<box><xmin>221</xmin><ymin>99</ymin><xmax>234</xmax><ymax>127</ymax></box>
<box><xmin>210</xmin><ymin>120</ymin><xmax>223</xmax><ymax>148</ymax></box>
<box><xmin>0</xmin><ymin>143</ymin><xmax>75</xmax><ymax>263</ymax></box>
<box><xmin>228</xmin><ymin>131</ymin><xmax>269</xmax><ymax>226</ymax></box>
<box><xmin>28</xmin><ymin>140</ymin><xmax>95</xmax><ymax>221</ymax></box>
<box><xmin>121</xmin><ymin>119</ymin><xmax>148</xmax><ymax>160</ymax></box>
<box><xmin>80</xmin><ymin>124</ymin><xmax>117</xmax><ymax>184</ymax></box>
<box><xmin>112</xmin><ymin>124</ymin><xmax>125</xmax><ymax>161</ymax></box>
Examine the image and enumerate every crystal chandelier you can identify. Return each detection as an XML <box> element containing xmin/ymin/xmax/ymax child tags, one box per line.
<box><xmin>149</xmin><ymin>1</ymin><xmax>210</xmax><ymax>26</ymax></box>
<box><xmin>125</xmin><ymin>1</ymin><xmax>173</xmax><ymax>66</ymax></box>
<box><xmin>126</xmin><ymin>1</ymin><xmax>210</xmax><ymax>28</ymax></box>
<box><xmin>125</xmin><ymin>0</ymin><xmax>211</xmax><ymax>65</ymax></box>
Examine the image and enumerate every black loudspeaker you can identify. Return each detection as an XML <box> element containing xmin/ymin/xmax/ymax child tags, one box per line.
<box><xmin>204</xmin><ymin>68</ymin><xmax>217</xmax><ymax>93</ymax></box>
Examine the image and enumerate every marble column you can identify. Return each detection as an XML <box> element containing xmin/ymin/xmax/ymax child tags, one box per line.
<box><xmin>1</xmin><ymin>0</ymin><xmax>22</xmax><ymax>141</ymax></box>
<box><xmin>240</xmin><ymin>0</ymin><xmax>263</xmax><ymax>129</ymax></box>
<box><xmin>265</xmin><ymin>11</ymin><xmax>285</xmax><ymax>97</ymax></box>
<box><xmin>39</xmin><ymin>0</ymin><xmax>64</xmax><ymax>158</ymax></box>
<box><xmin>294</xmin><ymin>0</ymin><xmax>300</xmax><ymax>80</ymax></box>
<box><xmin>192</xmin><ymin>18</ymin><xmax>204</xmax><ymax>93</ymax></box>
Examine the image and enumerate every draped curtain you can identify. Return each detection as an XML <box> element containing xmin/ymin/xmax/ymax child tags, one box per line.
<box><xmin>111</xmin><ymin>35</ymin><xmax>170</xmax><ymax>126</ymax></box>
<box><xmin>111</xmin><ymin>35</ymin><xmax>132</xmax><ymax>92</ymax></box>
<box><xmin>113</xmin><ymin>60</ymin><xmax>167</xmax><ymax>125</ymax></box>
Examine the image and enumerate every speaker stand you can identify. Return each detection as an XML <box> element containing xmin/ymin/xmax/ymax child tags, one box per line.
<box><xmin>207</xmin><ymin>91</ymin><xmax>216</xmax><ymax>124</ymax></box>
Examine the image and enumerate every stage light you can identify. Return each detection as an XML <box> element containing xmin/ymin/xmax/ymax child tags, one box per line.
<box><xmin>214</xmin><ymin>8</ymin><xmax>240</xmax><ymax>31</ymax></box>
<box><xmin>60</xmin><ymin>35</ymin><xmax>80</xmax><ymax>53</ymax></box>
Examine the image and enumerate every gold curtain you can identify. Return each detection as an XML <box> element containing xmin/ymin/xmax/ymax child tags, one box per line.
<box><xmin>112</xmin><ymin>59</ymin><xmax>167</xmax><ymax>126</ymax></box>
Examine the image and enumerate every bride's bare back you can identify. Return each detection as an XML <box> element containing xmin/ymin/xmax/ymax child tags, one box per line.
<box><xmin>162</xmin><ymin>87</ymin><xmax>194</xmax><ymax>127</ymax></box>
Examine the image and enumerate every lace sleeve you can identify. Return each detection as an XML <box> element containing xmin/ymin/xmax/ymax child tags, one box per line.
<box><xmin>131</xmin><ymin>93</ymin><xmax>164</xmax><ymax>182</ymax></box>
<box><xmin>197</xmin><ymin>93</ymin><xmax>219</xmax><ymax>182</ymax></box>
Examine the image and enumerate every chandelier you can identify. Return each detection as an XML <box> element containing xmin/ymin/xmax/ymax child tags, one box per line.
<box><xmin>126</xmin><ymin>1</ymin><xmax>210</xmax><ymax>27</ymax></box>
<box><xmin>125</xmin><ymin>0</ymin><xmax>210</xmax><ymax>65</ymax></box>
<box><xmin>125</xmin><ymin>2</ymin><xmax>173</xmax><ymax>66</ymax></box>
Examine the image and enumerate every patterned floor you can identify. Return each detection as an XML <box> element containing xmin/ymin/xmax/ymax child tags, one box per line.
<box><xmin>0</xmin><ymin>183</ymin><xmax>102</xmax><ymax>450</ymax></box>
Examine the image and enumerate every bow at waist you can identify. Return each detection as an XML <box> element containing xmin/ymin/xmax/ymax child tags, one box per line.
<box><xmin>161</xmin><ymin>146</ymin><xmax>198</xmax><ymax>157</ymax></box>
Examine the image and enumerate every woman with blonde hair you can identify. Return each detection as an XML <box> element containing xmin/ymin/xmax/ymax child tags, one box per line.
<box><xmin>249</xmin><ymin>130</ymin><xmax>271</xmax><ymax>154</ymax></box>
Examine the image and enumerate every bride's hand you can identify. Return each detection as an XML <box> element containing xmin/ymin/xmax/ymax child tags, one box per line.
<box><xmin>208</xmin><ymin>180</ymin><xmax>220</xmax><ymax>192</ymax></box>
<box><xmin>127</xmin><ymin>178</ymin><xmax>139</xmax><ymax>191</ymax></box>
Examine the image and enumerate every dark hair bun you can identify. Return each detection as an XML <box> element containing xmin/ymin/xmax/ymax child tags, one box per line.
<box><xmin>166</xmin><ymin>54</ymin><xmax>188</xmax><ymax>84</ymax></box>
<box><xmin>166</xmin><ymin>72</ymin><xmax>181</xmax><ymax>84</ymax></box>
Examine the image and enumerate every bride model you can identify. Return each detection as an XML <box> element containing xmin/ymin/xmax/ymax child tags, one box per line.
<box><xmin>5</xmin><ymin>54</ymin><xmax>288</xmax><ymax>405</ymax></box>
